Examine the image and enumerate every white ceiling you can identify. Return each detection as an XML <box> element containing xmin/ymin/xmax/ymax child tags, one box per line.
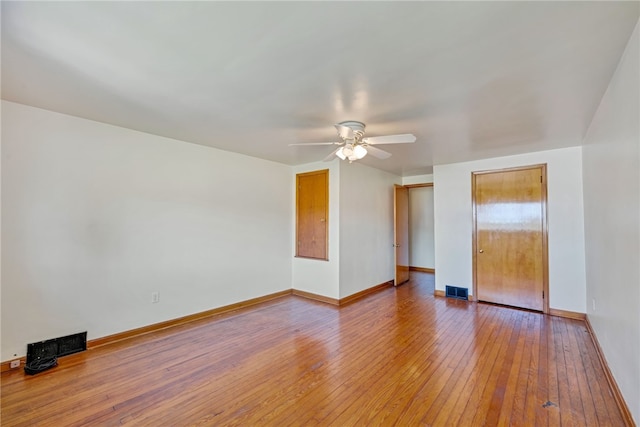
<box><xmin>2</xmin><ymin>2</ymin><xmax>638</xmax><ymax>176</ymax></box>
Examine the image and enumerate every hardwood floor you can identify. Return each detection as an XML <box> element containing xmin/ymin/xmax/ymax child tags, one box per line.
<box><xmin>1</xmin><ymin>273</ymin><xmax>625</xmax><ymax>426</ymax></box>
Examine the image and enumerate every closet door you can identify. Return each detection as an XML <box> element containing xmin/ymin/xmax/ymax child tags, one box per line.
<box><xmin>473</xmin><ymin>165</ymin><xmax>548</xmax><ymax>312</ymax></box>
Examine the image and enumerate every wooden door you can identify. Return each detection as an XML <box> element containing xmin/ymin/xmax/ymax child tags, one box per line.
<box><xmin>473</xmin><ymin>165</ymin><xmax>548</xmax><ymax>312</ymax></box>
<box><xmin>394</xmin><ymin>185</ymin><xmax>410</xmax><ymax>286</ymax></box>
<box><xmin>296</xmin><ymin>170</ymin><xmax>328</xmax><ymax>260</ymax></box>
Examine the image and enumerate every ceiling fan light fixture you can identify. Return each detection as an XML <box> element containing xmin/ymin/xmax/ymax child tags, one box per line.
<box><xmin>342</xmin><ymin>144</ymin><xmax>355</xmax><ymax>157</ymax></box>
<box><xmin>335</xmin><ymin>144</ymin><xmax>366</xmax><ymax>162</ymax></box>
<box><xmin>354</xmin><ymin>145</ymin><xmax>367</xmax><ymax>159</ymax></box>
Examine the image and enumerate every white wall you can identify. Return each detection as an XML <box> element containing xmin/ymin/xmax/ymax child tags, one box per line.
<box><xmin>403</xmin><ymin>174</ymin><xmax>433</xmax><ymax>186</ymax></box>
<box><xmin>582</xmin><ymin>20</ymin><xmax>639</xmax><ymax>422</ymax></box>
<box><xmin>339</xmin><ymin>162</ymin><xmax>399</xmax><ymax>298</ymax></box>
<box><xmin>409</xmin><ymin>186</ymin><xmax>435</xmax><ymax>269</ymax></box>
<box><xmin>433</xmin><ymin>146</ymin><xmax>587</xmax><ymax>313</ymax></box>
<box><xmin>292</xmin><ymin>160</ymin><xmax>400</xmax><ymax>300</ymax></box>
<box><xmin>291</xmin><ymin>161</ymin><xmax>341</xmax><ymax>299</ymax></box>
<box><xmin>1</xmin><ymin>101</ymin><xmax>293</xmax><ymax>361</ymax></box>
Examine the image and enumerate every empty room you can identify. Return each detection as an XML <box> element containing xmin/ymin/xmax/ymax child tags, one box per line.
<box><xmin>1</xmin><ymin>2</ymin><xmax>639</xmax><ymax>426</ymax></box>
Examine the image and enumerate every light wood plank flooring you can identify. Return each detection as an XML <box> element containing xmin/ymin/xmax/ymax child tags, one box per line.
<box><xmin>1</xmin><ymin>273</ymin><xmax>625</xmax><ymax>426</ymax></box>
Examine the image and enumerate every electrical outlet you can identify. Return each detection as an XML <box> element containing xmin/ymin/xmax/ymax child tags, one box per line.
<box><xmin>10</xmin><ymin>360</ymin><xmax>21</xmax><ymax>369</ymax></box>
<box><xmin>151</xmin><ymin>292</ymin><xmax>160</xmax><ymax>304</ymax></box>
<box><xmin>592</xmin><ymin>298</ymin><xmax>596</xmax><ymax>311</ymax></box>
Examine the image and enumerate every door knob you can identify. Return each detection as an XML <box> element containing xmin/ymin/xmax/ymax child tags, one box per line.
<box><xmin>479</xmin><ymin>249</ymin><xmax>484</xmax><ymax>253</ymax></box>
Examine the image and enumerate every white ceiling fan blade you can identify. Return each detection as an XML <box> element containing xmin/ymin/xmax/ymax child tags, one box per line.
<box><xmin>362</xmin><ymin>134</ymin><xmax>416</xmax><ymax>145</ymax></box>
<box><xmin>365</xmin><ymin>145</ymin><xmax>392</xmax><ymax>159</ymax></box>
<box><xmin>335</xmin><ymin>124</ymin><xmax>354</xmax><ymax>140</ymax></box>
<box><xmin>288</xmin><ymin>141</ymin><xmax>340</xmax><ymax>146</ymax></box>
<box><xmin>323</xmin><ymin>146</ymin><xmax>343</xmax><ymax>162</ymax></box>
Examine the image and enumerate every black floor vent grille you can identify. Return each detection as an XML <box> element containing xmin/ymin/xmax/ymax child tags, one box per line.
<box><xmin>27</xmin><ymin>332</ymin><xmax>87</xmax><ymax>365</ymax></box>
<box><xmin>445</xmin><ymin>285</ymin><xmax>468</xmax><ymax>300</ymax></box>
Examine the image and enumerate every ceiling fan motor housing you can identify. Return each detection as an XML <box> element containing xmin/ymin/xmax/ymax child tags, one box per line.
<box><xmin>337</xmin><ymin>121</ymin><xmax>366</xmax><ymax>141</ymax></box>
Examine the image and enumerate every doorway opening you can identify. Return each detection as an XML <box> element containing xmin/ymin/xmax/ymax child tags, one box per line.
<box><xmin>395</xmin><ymin>183</ymin><xmax>435</xmax><ymax>286</ymax></box>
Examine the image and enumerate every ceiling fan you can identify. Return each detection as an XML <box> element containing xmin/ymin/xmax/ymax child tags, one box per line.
<box><xmin>289</xmin><ymin>121</ymin><xmax>416</xmax><ymax>163</ymax></box>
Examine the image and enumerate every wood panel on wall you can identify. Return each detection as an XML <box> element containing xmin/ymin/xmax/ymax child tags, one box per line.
<box><xmin>296</xmin><ymin>169</ymin><xmax>329</xmax><ymax>260</ymax></box>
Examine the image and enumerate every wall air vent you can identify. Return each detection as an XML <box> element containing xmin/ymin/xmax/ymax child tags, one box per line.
<box><xmin>445</xmin><ymin>285</ymin><xmax>468</xmax><ymax>300</ymax></box>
